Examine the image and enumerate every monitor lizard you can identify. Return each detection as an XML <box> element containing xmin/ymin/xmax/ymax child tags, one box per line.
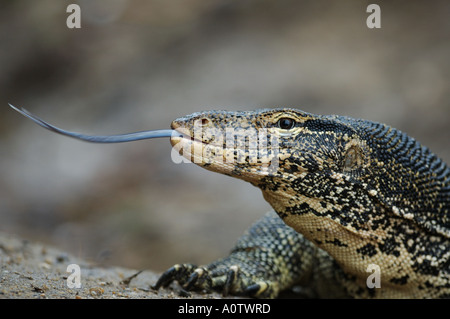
<box><xmin>10</xmin><ymin>105</ymin><xmax>450</xmax><ymax>298</ymax></box>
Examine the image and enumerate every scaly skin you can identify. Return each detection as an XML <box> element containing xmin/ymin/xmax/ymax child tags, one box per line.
<box><xmin>153</xmin><ymin>108</ymin><xmax>450</xmax><ymax>298</ymax></box>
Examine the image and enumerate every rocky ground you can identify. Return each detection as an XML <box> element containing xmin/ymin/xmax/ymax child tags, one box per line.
<box><xmin>0</xmin><ymin>231</ymin><xmax>224</xmax><ymax>299</ymax></box>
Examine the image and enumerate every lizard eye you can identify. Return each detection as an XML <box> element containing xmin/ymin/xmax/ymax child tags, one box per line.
<box><xmin>277</xmin><ymin>118</ymin><xmax>295</xmax><ymax>130</ymax></box>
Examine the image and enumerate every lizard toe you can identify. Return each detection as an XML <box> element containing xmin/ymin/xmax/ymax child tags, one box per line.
<box><xmin>184</xmin><ymin>267</ymin><xmax>213</xmax><ymax>291</ymax></box>
<box><xmin>152</xmin><ymin>263</ymin><xmax>198</xmax><ymax>290</ymax></box>
<box><xmin>244</xmin><ymin>281</ymin><xmax>278</xmax><ymax>298</ymax></box>
<box><xmin>214</xmin><ymin>264</ymin><xmax>279</xmax><ymax>298</ymax></box>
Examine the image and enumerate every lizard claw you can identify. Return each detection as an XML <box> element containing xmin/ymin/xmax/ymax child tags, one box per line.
<box><xmin>222</xmin><ymin>265</ymin><xmax>239</xmax><ymax>296</ymax></box>
<box><xmin>185</xmin><ymin>267</ymin><xmax>212</xmax><ymax>291</ymax></box>
<box><xmin>244</xmin><ymin>282</ymin><xmax>273</xmax><ymax>296</ymax></box>
<box><xmin>153</xmin><ymin>262</ymin><xmax>279</xmax><ymax>298</ymax></box>
<box><xmin>152</xmin><ymin>263</ymin><xmax>221</xmax><ymax>296</ymax></box>
<box><xmin>151</xmin><ymin>263</ymin><xmax>198</xmax><ymax>290</ymax></box>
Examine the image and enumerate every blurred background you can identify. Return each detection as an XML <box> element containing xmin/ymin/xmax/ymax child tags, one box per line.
<box><xmin>0</xmin><ymin>0</ymin><xmax>449</xmax><ymax>272</ymax></box>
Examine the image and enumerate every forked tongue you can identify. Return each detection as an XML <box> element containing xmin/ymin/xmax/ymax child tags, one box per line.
<box><xmin>9</xmin><ymin>103</ymin><xmax>181</xmax><ymax>143</ymax></box>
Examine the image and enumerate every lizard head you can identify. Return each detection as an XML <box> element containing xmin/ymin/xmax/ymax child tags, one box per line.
<box><xmin>170</xmin><ymin>108</ymin><xmax>376</xmax><ymax>226</ymax></box>
<box><xmin>170</xmin><ymin>108</ymin><xmax>449</xmax><ymax>241</ymax></box>
<box><xmin>170</xmin><ymin>108</ymin><xmax>307</xmax><ymax>182</ymax></box>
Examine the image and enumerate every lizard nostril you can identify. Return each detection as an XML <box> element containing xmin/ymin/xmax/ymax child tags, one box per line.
<box><xmin>199</xmin><ymin>118</ymin><xmax>211</xmax><ymax>127</ymax></box>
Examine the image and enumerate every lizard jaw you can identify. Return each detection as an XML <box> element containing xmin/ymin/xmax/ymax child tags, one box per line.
<box><xmin>169</xmin><ymin>127</ymin><xmax>278</xmax><ymax>183</ymax></box>
<box><xmin>169</xmin><ymin>125</ymin><xmax>235</xmax><ymax>171</ymax></box>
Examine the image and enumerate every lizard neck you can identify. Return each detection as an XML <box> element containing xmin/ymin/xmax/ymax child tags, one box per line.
<box><xmin>262</xmin><ymin>188</ymin><xmax>447</xmax><ymax>297</ymax></box>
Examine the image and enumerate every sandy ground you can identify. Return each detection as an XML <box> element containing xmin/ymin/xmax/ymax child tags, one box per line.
<box><xmin>0</xmin><ymin>230</ymin><xmax>224</xmax><ymax>299</ymax></box>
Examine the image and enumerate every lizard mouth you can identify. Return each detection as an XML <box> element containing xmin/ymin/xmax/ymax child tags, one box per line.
<box><xmin>170</xmin><ymin>128</ymin><xmax>202</xmax><ymax>146</ymax></box>
<box><xmin>170</xmin><ymin>127</ymin><xmax>235</xmax><ymax>170</ymax></box>
<box><xmin>169</xmin><ymin>123</ymin><xmax>280</xmax><ymax>180</ymax></box>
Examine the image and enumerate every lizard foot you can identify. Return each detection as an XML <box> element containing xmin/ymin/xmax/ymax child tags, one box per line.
<box><xmin>152</xmin><ymin>262</ymin><xmax>279</xmax><ymax>298</ymax></box>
